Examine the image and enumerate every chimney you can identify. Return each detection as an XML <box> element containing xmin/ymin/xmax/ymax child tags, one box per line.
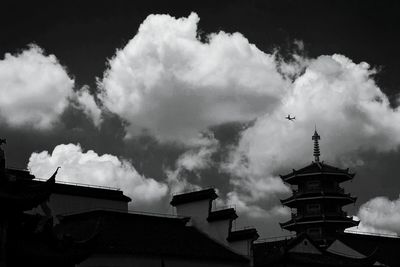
<box><xmin>170</xmin><ymin>188</ymin><xmax>218</xmax><ymax>230</ymax></box>
<box><xmin>227</xmin><ymin>228</ymin><xmax>259</xmax><ymax>257</ymax></box>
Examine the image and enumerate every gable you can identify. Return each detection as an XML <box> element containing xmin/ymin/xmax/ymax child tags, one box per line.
<box><xmin>289</xmin><ymin>237</ymin><xmax>322</xmax><ymax>254</ymax></box>
<box><xmin>327</xmin><ymin>239</ymin><xmax>366</xmax><ymax>259</ymax></box>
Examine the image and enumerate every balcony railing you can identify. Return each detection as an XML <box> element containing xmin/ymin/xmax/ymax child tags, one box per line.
<box><xmin>292</xmin><ymin>187</ymin><xmax>345</xmax><ymax>196</ymax></box>
<box><xmin>291</xmin><ymin>211</ymin><xmax>348</xmax><ymax>220</ymax></box>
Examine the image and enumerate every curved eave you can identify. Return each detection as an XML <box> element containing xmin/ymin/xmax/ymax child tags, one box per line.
<box><xmin>281</xmin><ymin>195</ymin><xmax>357</xmax><ymax>207</ymax></box>
<box><xmin>280</xmin><ymin>218</ymin><xmax>359</xmax><ymax>231</ymax></box>
<box><xmin>0</xmin><ymin>170</ymin><xmax>56</xmax><ymax>212</ymax></box>
<box><xmin>281</xmin><ymin>172</ymin><xmax>355</xmax><ymax>184</ymax></box>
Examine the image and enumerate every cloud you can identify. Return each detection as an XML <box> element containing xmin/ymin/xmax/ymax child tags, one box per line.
<box><xmin>226</xmin><ymin>191</ymin><xmax>290</xmax><ymax>219</ymax></box>
<box><xmin>353</xmin><ymin>196</ymin><xmax>400</xmax><ymax>235</ymax></box>
<box><xmin>73</xmin><ymin>86</ymin><xmax>103</xmax><ymax>127</ymax></box>
<box><xmin>0</xmin><ymin>45</ymin><xmax>74</xmax><ymax>129</ymax></box>
<box><xmin>28</xmin><ymin>144</ymin><xmax>168</xmax><ymax>203</ymax></box>
<box><xmin>224</xmin><ymin>54</ymin><xmax>400</xmax><ymax>214</ymax></box>
<box><xmin>99</xmin><ymin>12</ymin><xmax>288</xmax><ymax>143</ymax></box>
<box><xmin>165</xmin><ymin>133</ymin><xmax>219</xmax><ymax>193</ymax></box>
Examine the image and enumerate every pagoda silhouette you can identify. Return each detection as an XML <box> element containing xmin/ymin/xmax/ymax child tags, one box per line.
<box><xmin>279</xmin><ymin>129</ymin><xmax>359</xmax><ymax>246</ymax></box>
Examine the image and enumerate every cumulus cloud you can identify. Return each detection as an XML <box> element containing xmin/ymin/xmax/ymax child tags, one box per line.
<box><xmin>73</xmin><ymin>86</ymin><xmax>103</xmax><ymax>127</ymax></box>
<box><xmin>224</xmin><ymin>54</ymin><xmax>400</xmax><ymax>213</ymax></box>
<box><xmin>226</xmin><ymin>191</ymin><xmax>289</xmax><ymax>218</ymax></box>
<box><xmin>0</xmin><ymin>45</ymin><xmax>74</xmax><ymax>129</ymax></box>
<box><xmin>353</xmin><ymin>196</ymin><xmax>400</xmax><ymax>235</ymax></box>
<box><xmin>97</xmin><ymin>12</ymin><xmax>400</xmax><ymax>218</ymax></box>
<box><xmin>99</xmin><ymin>12</ymin><xmax>288</xmax><ymax>143</ymax></box>
<box><xmin>28</xmin><ymin>144</ymin><xmax>168</xmax><ymax>203</ymax></box>
<box><xmin>166</xmin><ymin>133</ymin><xmax>219</xmax><ymax>193</ymax></box>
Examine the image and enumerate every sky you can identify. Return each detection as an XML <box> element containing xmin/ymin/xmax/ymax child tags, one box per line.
<box><xmin>1</xmin><ymin>0</ymin><xmax>400</xmax><ymax>237</ymax></box>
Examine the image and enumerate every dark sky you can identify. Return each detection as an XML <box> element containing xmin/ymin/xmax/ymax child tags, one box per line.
<box><xmin>1</xmin><ymin>0</ymin><xmax>400</xmax><ymax>237</ymax></box>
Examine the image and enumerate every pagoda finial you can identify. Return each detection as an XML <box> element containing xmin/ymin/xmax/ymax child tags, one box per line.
<box><xmin>312</xmin><ymin>127</ymin><xmax>321</xmax><ymax>162</ymax></box>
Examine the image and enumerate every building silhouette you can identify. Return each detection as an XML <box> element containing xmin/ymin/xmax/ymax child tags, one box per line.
<box><xmin>0</xmin><ymin>141</ymin><xmax>93</xmax><ymax>267</ymax></box>
<box><xmin>0</xmin><ymin>138</ymin><xmax>256</xmax><ymax>267</ymax></box>
<box><xmin>2</xmin><ymin>131</ymin><xmax>400</xmax><ymax>267</ymax></box>
<box><xmin>279</xmin><ymin>129</ymin><xmax>359</xmax><ymax>246</ymax></box>
<box><xmin>254</xmin><ymin>130</ymin><xmax>400</xmax><ymax>267</ymax></box>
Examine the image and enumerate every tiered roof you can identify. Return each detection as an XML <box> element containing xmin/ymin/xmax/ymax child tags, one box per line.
<box><xmin>280</xmin><ymin>162</ymin><xmax>355</xmax><ymax>184</ymax></box>
<box><xmin>281</xmin><ymin>191</ymin><xmax>357</xmax><ymax>207</ymax></box>
<box><xmin>280</xmin><ymin>216</ymin><xmax>359</xmax><ymax>231</ymax></box>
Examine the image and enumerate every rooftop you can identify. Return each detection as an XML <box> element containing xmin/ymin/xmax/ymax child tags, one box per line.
<box><xmin>56</xmin><ymin>209</ymin><xmax>249</xmax><ymax>263</ymax></box>
<box><xmin>170</xmin><ymin>188</ymin><xmax>218</xmax><ymax>206</ymax></box>
<box><xmin>227</xmin><ymin>227</ymin><xmax>259</xmax><ymax>242</ymax></box>
<box><xmin>207</xmin><ymin>208</ymin><xmax>238</xmax><ymax>222</ymax></box>
<box><xmin>280</xmin><ymin>162</ymin><xmax>355</xmax><ymax>183</ymax></box>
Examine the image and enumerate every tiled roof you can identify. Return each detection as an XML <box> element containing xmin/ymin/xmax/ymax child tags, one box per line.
<box><xmin>280</xmin><ymin>216</ymin><xmax>359</xmax><ymax>231</ymax></box>
<box><xmin>6</xmin><ymin>168</ymin><xmax>131</xmax><ymax>202</ymax></box>
<box><xmin>170</xmin><ymin>188</ymin><xmax>218</xmax><ymax>206</ymax></box>
<box><xmin>254</xmin><ymin>233</ymin><xmax>378</xmax><ymax>267</ymax></box>
<box><xmin>280</xmin><ymin>162</ymin><xmax>355</xmax><ymax>183</ymax></box>
<box><xmin>207</xmin><ymin>208</ymin><xmax>238</xmax><ymax>222</ymax></box>
<box><xmin>281</xmin><ymin>192</ymin><xmax>357</xmax><ymax>207</ymax></box>
<box><xmin>26</xmin><ymin>180</ymin><xmax>131</xmax><ymax>202</ymax></box>
<box><xmin>339</xmin><ymin>232</ymin><xmax>400</xmax><ymax>267</ymax></box>
<box><xmin>0</xmin><ymin>171</ymin><xmax>55</xmax><ymax>212</ymax></box>
<box><xmin>56</xmin><ymin>210</ymin><xmax>249</xmax><ymax>263</ymax></box>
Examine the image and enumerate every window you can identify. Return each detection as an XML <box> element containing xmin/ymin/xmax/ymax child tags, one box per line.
<box><xmin>307</xmin><ymin>180</ymin><xmax>320</xmax><ymax>191</ymax></box>
<box><xmin>307</xmin><ymin>227</ymin><xmax>322</xmax><ymax>237</ymax></box>
<box><xmin>307</xmin><ymin>203</ymin><xmax>321</xmax><ymax>215</ymax></box>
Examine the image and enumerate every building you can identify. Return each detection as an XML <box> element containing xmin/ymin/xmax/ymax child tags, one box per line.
<box><xmin>1</xmin><ymin>138</ymin><xmax>255</xmax><ymax>267</ymax></box>
<box><xmin>253</xmin><ymin>130</ymin><xmax>400</xmax><ymax>267</ymax></box>
<box><xmin>170</xmin><ymin>188</ymin><xmax>259</xmax><ymax>258</ymax></box>
<box><xmin>54</xmin><ymin>188</ymin><xmax>257</xmax><ymax>267</ymax></box>
<box><xmin>0</xmin><ymin>140</ymin><xmax>93</xmax><ymax>267</ymax></box>
<box><xmin>279</xmin><ymin>129</ymin><xmax>359</xmax><ymax>246</ymax></box>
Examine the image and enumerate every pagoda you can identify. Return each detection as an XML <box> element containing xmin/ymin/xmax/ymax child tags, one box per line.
<box><xmin>279</xmin><ymin>129</ymin><xmax>359</xmax><ymax>246</ymax></box>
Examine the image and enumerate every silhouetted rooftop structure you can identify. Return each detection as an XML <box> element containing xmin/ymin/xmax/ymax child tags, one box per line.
<box><xmin>56</xmin><ymin>209</ymin><xmax>250</xmax><ymax>264</ymax></box>
<box><xmin>170</xmin><ymin>188</ymin><xmax>218</xmax><ymax>206</ymax></box>
<box><xmin>207</xmin><ymin>208</ymin><xmax>238</xmax><ymax>222</ymax></box>
<box><xmin>254</xmin><ymin>233</ymin><xmax>379</xmax><ymax>267</ymax></box>
<box><xmin>0</xmin><ymin>140</ymin><xmax>94</xmax><ymax>267</ymax></box>
<box><xmin>227</xmin><ymin>228</ymin><xmax>260</xmax><ymax>242</ymax></box>
<box><xmin>28</xmin><ymin>178</ymin><xmax>131</xmax><ymax>202</ymax></box>
<box><xmin>279</xmin><ymin>130</ymin><xmax>359</xmax><ymax>245</ymax></box>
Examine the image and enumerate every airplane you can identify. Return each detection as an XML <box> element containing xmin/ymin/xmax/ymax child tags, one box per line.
<box><xmin>285</xmin><ymin>114</ymin><xmax>295</xmax><ymax>121</ymax></box>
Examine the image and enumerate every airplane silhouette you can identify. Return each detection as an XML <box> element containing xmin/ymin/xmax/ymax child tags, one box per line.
<box><xmin>285</xmin><ymin>114</ymin><xmax>295</xmax><ymax>121</ymax></box>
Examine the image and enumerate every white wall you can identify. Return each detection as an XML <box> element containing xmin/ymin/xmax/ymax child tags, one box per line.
<box><xmin>176</xmin><ymin>200</ymin><xmax>211</xmax><ymax>230</ymax></box>
<box><xmin>79</xmin><ymin>254</ymin><xmax>248</xmax><ymax>267</ymax></box>
<box><xmin>208</xmin><ymin>220</ymin><xmax>231</xmax><ymax>244</ymax></box>
<box><xmin>229</xmin><ymin>240</ymin><xmax>252</xmax><ymax>256</ymax></box>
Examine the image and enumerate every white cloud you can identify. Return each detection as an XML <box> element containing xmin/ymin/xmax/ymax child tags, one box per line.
<box><xmin>353</xmin><ymin>196</ymin><xmax>400</xmax><ymax>235</ymax></box>
<box><xmin>28</xmin><ymin>144</ymin><xmax>168</xmax><ymax>203</ymax></box>
<box><xmin>225</xmin><ymin>54</ymin><xmax>400</xmax><ymax>210</ymax></box>
<box><xmin>226</xmin><ymin>191</ymin><xmax>290</xmax><ymax>218</ymax></box>
<box><xmin>99</xmin><ymin>12</ymin><xmax>288</xmax><ymax>142</ymax></box>
<box><xmin>73</xmin><ymin>86</ymin><xmax>103</xmax><ymax>127</ymax></box>
<box><xmin>166</xmin><ymin>133</ymin><xmax>218</xmax><ymax>194</ymax></box>
<box><xmin>0</xmin><ymin>45</ymin><xmax>74</xmax><ymax>129</ymax></box>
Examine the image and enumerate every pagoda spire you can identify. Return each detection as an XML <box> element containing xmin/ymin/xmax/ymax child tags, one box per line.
<box><xmin>312</xmin><ymin>127</ymin><xmax>321</xmax><ymax>162</ymax></box>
